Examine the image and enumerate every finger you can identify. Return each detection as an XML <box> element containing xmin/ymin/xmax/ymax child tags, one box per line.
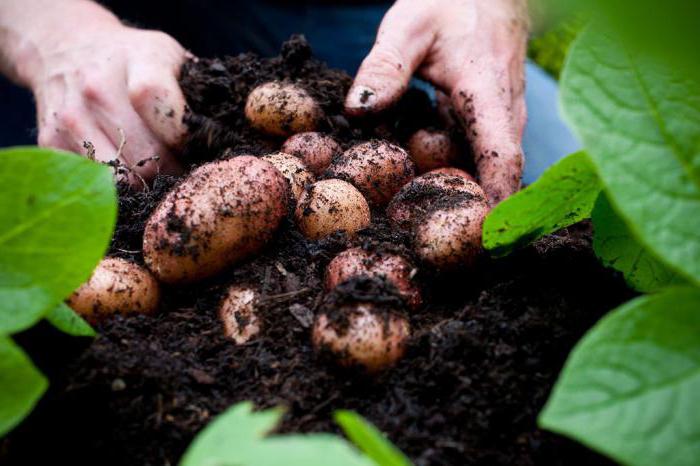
<box><xmin>435</xmin><ymin>90</ymin><xmax>458</xmax><ymax>129</ymax></box>
<box><xmin>452</xmin><ymin>72</ymin><xmax>524</xmax><ymax>205</ymax></box>
<box><xmin>345</xmin><ymin>2</ymin><xmax>434</xmax><ymax>116</ymax></box>
<box><xmin>38</xmin><ymin>105</ymin><xmax>117</xmax><ymax>161</ymax></box>
<box><xmin>83</xmin><ymin>78</ymin><xmax>183</xmax><ymax>179</ymax></box>
<box><xmin>127</xmin><ymin>63</ymin><xmax>188</xmax><ymax>149</ymax></box>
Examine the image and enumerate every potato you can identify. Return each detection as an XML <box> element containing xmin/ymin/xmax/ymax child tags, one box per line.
<box><xmin>407</xmin><ymin>129</ymin><xmax>459</xmax><ymax>173</ymax></box>
<box><xmin>281</xmin><ymin>132</ymin><xmax>340</xmax><ymax>175</ymax></box>
<box><xmin>312</xmin><ymin>302</ymin><xmax>409</xmax><ymax>373</ymax></box>
<box><xmin>67</xmin><ymin>257</ymin><xmax>159</xmax><ymax>323</ymax></box>
<box><xmin>325</xmin><ymin>248</ymin><xmax>421</xmax><ymax>310</ymax></box>
<box><xmin>262</xmin><ymin>152</ymin><xmax>314</xmax><ymax>202</ymax></box>
<box><xmin>387</xmin><ymin>173</ymin><xmax>489</xmax><ymax>269</ymax></box>
<box><xmin>387</xmin><ymin>172</ymin><xmax>483</xmax><ymax>229</ymax></box>
<box><xmin>143</xmin><ymin>156</ymin><xmax>287</xmax><ymax>283</ymax></box>
<box><xmin>219</xmin><ymin>286</ymin><xmax>261</xmax><ymax>345</ymax></box>
<box><xmin>325</xmin><ymin>140</ymin><xmax>415</xmax><ymax>206</ymax></box>
<box><xmin>245</xmin><ymin>81</ymin><xmax>322</xmax><ymax>137</ymax></box>
<box><xmin>295</xmin><ymin>179</ymin><xmax>371</xmax><ymax>239</ymax></box>
<box><xmin>414</xmin><ymin>203</ymin><xmax>490</xmax><ymax>269</ymax></box>
<box><xmin>427</xmin><ymin>167</ymin><xmax>476</xmax><ymax>183</ymax></box>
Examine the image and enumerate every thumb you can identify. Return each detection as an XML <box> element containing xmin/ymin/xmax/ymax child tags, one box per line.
<box><xmin>345</xmin><ymin>3</ymin><xmax>433</xmax><ymax>116</ymax></box>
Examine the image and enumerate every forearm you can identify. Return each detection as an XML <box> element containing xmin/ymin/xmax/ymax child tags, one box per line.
<box><xmin>0</xmin><ymin>0</ymin><xmax>120</xmax><ymax>87</ymax></box>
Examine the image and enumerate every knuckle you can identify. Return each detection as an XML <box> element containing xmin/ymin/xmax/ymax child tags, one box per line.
<box><xmin>37</xmin><ymin>128</ymin><xmax>59</xmax><ymax>148</ymax></box>
<box><xmin>364</xmin><ymin>44</ymin><xmax>409</xmax><ymax>79</ymax></box>
<box><xmin>129</xmin><ymin>80</ymin><xmax>161</xmax><ymax>105</ymax></box>
<box><xmin>55</xmin><ymin>108</ymin><xmax>82</xmax><ymax>132</ymax></box>
<box><xmin>80</xmin><ymin>74</ymin><xmax>108</xmax><ymax>103</ymax></box>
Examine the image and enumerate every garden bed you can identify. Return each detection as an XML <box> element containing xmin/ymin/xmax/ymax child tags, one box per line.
<box><xmin>1</xmin><ymin>37</ymin><xmax>631</xmax><ymax>466</ymax></box>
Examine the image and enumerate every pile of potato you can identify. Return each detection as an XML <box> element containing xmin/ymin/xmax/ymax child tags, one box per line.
<box><xmin>68</xmin><ymin>81</ymin><xmax>490</xmax><ymax>373</ymax></box>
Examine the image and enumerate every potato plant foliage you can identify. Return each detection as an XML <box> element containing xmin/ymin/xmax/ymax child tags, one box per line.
<box><xmin>0</xmin><ymin>147</ymin><xmax>116</xmax><ymax>436</ymax></box>
<box><xmin>180</xmin><ymin>402</ymin><xmax>411</xmax><ymax>466</ymax></box>
<box><xmin>483</xmin><ymin>17</ymin><xmax>700</xmax><ymax>466</ymax></box>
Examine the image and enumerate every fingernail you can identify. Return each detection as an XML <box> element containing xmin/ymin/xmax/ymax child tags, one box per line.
<box><xmin>345</xmin><ymin>85</ymin><xmax>377</xmax><ymax>112</ymax></box>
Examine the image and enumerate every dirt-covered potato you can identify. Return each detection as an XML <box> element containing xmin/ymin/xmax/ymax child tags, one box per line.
<box><xmin>325</xmin><ymin>248</ymin><xmax>421</xmax><ymax>310</ymax></box>
<box><xmin>219</xmin><ymin>286</ymin><xmax>260</xmax><ymax>345</ymax></box>
<box><xmin>387</xmin><ymin>172</ymin><xmax>482</xmax><ymax>229</ymax></box>
<box><xmin>427</xmin><ymin>167</ymin><xmax>476</xmax><ymax>183</ymax></box>
<box><xmin>67</xmin><ymin>257</ymin><xmax>160</xmax><ymax>323</ymax></box>
<box><xmin>415</xmin><ymin>202</ymin><xmax>490</xmax><ymax>269</ymax></box>
<box><xmin>387</xmin><ymin>173</ymin><xmax>489</xmax><ymax>269</ymax></box>
<box><xmin>295</xmin><ymin>179</ymin><xmax>371</xmax><ymax>239</ymax></box>
<box><xmin>245</xmin><ymin>81</ymin><xmax>322</xmax><ymax>137</ymax></box>
<box><xmin>325</xmin><ymin>140</ymin><xmax>415</xmax><ymax>206</ymax></box>
<box><xmin>313</xmin><ymin>302</ymin><xmax>409</xmax><ymax>373</ymax></box>
<box><xmin>262</xmin><ymin>152</ymin><xmax>314</xmax><ymax>202</ymax></box>
<box><xmin>143</xmin><ymin>156</ymin><xmax>287</xmax><ymax>283</ymax></box>
<box><xmin>281</xmin><ymin>132</ymin><xmax>340</xmax><ymax>175</ymax></box>
<box><xmin>407</xmin><ymin>129</ymin><xmax>460</xmax><ymax>173</ymax></box>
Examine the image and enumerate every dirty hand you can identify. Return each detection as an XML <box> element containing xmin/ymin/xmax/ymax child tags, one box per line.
<box><xmin>346</xmin><ymin>0</ymin><xmax>529</xmax><ymax>204</ymax></box>
<box><xmin>2</xmin><ymin>1</ymin><xmax>187</xmax><ymax>186</ymax></box>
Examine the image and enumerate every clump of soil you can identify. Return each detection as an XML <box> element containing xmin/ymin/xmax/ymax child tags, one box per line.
<box><xmin>1</xmin><ymin>37</ymin><xmax>630</xmax><ymax>466</ymax></box>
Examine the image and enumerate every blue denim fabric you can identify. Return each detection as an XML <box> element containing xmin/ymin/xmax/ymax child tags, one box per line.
<box><xmin>0</xmin><ymin>0</ymin><xmax>580</xmax><ymax>181</ymax></box>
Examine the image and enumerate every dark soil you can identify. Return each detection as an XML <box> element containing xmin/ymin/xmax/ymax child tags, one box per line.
<box><xmin>1</xmin><ymin>37</ymin><xmax>631</xmax><ymax>466</ymax></box>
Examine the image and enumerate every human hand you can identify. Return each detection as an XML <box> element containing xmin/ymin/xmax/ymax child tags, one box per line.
<box><xmin>346</xmin><ymin>0</ymin><xmax>529</xmax><ymax>205</ymax></box>
<box><xmin>20</xmin><ymin>11</ymin><xmax>188</xmax><ymax>186</ymax></box>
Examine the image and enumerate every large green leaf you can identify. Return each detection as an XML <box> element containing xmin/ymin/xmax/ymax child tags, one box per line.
<box><xmin>335</xmin><ymin>411</ymin><xmax>412</xmax><ymax>466</ymax></box>
<box><xmin>180</xmin><ymin>402</ymin><xmax>374</xmax><ymax>466</ymax></box>
<box><xmin>552</xmin><ymin>0</ymin><xmax>700</xmax><ymax>81</ymax></box>
<box><xmin>483</xmin><ymin>151</ymin><xmax>600</xmax><ymax>256</ymax></box>
<box><xmin>0</xmin><ymin>336</ymin><xmax>48</xmax><ymax>436</ymax></box>
<box><xmin>0</xmin><ymin>147</ymin><xmax>117</xmax><ymax>334</ymax></box>
<box><xmin>45</xmin><ymin>303</ymin><xmax>96</xmax><ymax>337</ymax></box>
<box><xmin>592</xmin><ymin>193</ymin><xmax>685</xmax><ymax>292</ymax></box>
<box><xmin>561</xmin><ymin>27</ymin><xmax>700</xmax><ymax>284</ymax></box>
<box><xmin>539</xmin><ymin>287</ymin><xmax>700</xmax><ymax>466</ymax></box>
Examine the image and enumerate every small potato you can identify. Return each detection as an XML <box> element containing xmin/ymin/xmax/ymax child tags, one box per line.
<box><xmin>143</xmin><ymin>156</ymin><xmax>287</xmax><ymax>284</ymax></box>
<box><xmin>245</xmin><ymin>81</ymin><xmax>322</xmax><ymax>137</ymax></box>
<box><xmin>281</xmin><ymin>132</ymin><xmax>340</xmax><ymax>175</ymax></box>
<box><xmin>295</xmin><ymin>179</ymin><xmax>371</xmax><ymax>240</ymax></box>
<box><xmin>387</xmin><ymin>173</ymin><xmax>485</xmax><ymax>229</ymax></box>
<box><xmin>219</xmin><ymin>286</ymin><xmax>261</xmax><ymax>345</ymax></box>
<box><xmin>312</xmin><ymin>303</ymin><xmax>409</xmax><ymax>373</ymax></box>
<box><xmin>262</xmin><ymin>152</ymin><xmax>314</xmax><ymax>202</ymax></box>
<box><xmin>407</xmin><ymin>129</ymin><xmax>459</xmax><ymax>174</ymax></box>
<box><xmin>326</xmin><ymin>140</ymin><xmax>415</xmax><ymax>206</ymax></box>
<box><xmin>67</xmin><ymin>257</ymin><xmax>160</xmax><ymax>324</ymax></box>
<box><xmin>414</xmin><ymin>202</ymin><xmax>490</xmax><ymax>269</ymax></box>
<box><xmin>427</xmin><ymin>167</ymin><xmax>476</xmax><ymax>183</ymax></box>
<box><xmin>325</xmin><ymin>248</ymin><xmax>421</xmax><ymax>310</ymax></box>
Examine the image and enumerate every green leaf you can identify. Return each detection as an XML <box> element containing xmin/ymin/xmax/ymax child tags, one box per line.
<box><xmin>560</xmin><ymin>27</ymin><xmax>700</xmax><ymax>285</ymax></box>
<box><xmin>539</xmin><ymin>287</ymin><xmax>700</xmax><ymax>466</ymax></box>
<box><xmin>592</xmin><ymin>193</ymin><xmax>686</xmax><ymax>292</ymax></box>
<box><xmin>483</xmin><ymin>151</ymin><xmax>601</xmax><ymax>256</ymax></box>
<box><xmin>335</xmin><ymin>410</ymin><xmax>412</xmax><ymax>466</ymax></box>
<box><xmin>180</xmin><ymin>402</ymin><xmax>374</xmax><ymax>466</ymax></box>
<box><xmin>0</xmin><ymin>336</ymin><xmax>48</xmax><ymax>436</ymax></box>
<box><xmin>45</xmin><ymin>303</ymin><xmax>95</xmax><ymax>337</ymax></box>
<box><xmin>0</xmin><ymin>147</ymin><xmax>117</xmax><ymax>334</ymax></box>
<box><xmin>528</xmin><ymin>16</ymin><xmax>585</xmax><ymax>79</ymax></box>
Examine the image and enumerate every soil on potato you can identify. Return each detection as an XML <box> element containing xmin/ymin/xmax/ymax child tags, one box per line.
<box><xmin>2</xmin><ymin>37</ymin><xmax>631</xmax><ymax>466</ymax></box>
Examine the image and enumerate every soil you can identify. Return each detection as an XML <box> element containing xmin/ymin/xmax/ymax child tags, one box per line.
<box><xmin>1</xmin><ymin>37</ymin><xmax>632</xmax><ymax>466</ymax></box>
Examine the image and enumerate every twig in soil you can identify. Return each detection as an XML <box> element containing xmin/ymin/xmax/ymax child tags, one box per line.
<box><xmin>82</xmin><ymin>141</ymin><xmax>96</xmax><ymax>161</ymax></box>
<box><xmin>103</xmin><ymin>128</ymin><xmax>163</xmax><ymax>191</ymax></box>
<box><xmin>115</xmin><ymin>248</ymin><xmax>141</xmax><ymax>254</ymax></box>
<box><xmin>260</xmin><ymin>288</ymin><xmax>312</xmax><ymax>303</ymax></box>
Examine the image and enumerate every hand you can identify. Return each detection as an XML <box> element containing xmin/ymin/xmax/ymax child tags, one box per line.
<box><xmin>24</xmin><ymin>18</ymin><xmax>188</xmax><ymax>186</ymax></box>
<box><xmin>346</xmin><ymin>0</ymin><xmax>529</xmax><ymax>204</ymax></box>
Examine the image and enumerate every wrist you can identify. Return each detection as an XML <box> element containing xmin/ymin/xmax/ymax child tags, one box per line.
<box><xmin>4</xmin><ymin>0</ymin><xmax>122</xmax><ymax>88</ymax></box>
